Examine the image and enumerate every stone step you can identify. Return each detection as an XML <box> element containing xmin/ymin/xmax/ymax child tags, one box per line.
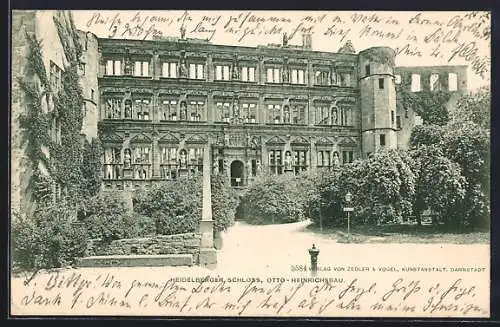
<box><xmin>79</xmin><ymin>254</ymin><xmax>193</xmax><ymax>267</ymax></box>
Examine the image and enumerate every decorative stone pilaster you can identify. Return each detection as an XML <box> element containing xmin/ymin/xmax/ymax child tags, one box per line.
<box><xmin>199</xmin><ymin>141</ymin><xmax>217</xmax><ymax>267</ymax></box>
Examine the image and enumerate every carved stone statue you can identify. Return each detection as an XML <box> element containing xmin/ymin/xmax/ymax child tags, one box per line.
<box><xmin>180</xmin><ymin>25</ymin><xmax>186</xmax><ymax>39</ymax></box>
<box><xmin>124</xmin><ymin>99</ymin><xmax>132</xmax><ymax>118</ymax></box>
<box><xmin>331</xmin><ymin>107</ymin><xmax>338</xmax><ymax>125</ymax></box>
<box><xmin>338</xmin><ymin>40</ymin><xmax>356</xmax><ymax>54</ymax></box>
<box><xmin>124</xmin><ymin>49</ymin><xmax>132</xmax><ymax>75</ymax></box>
<box><xmin>124</xmin><ymin>148</ymin><xmax>132</xmax><ymax>168</ymax></box>
<box><xmin>333</xmin><ymin>151</ymin><xmax>340</xmax><ymax>166</ymax></box>
<box><xmin>179</xmin><ymin>53</ymin><xmax>188</xmax><ymax>78</ymax></box>
<box><xmin>284</xmin><ymin>151</ymin><xmax>293</xmax><ymax>171</ymax></box>
<box><xmin>282</xmin><ymin>58</ymin><xmax>289</xmax><ymax>83</ymax></box>
<box><xmin>179</xmin><ymin>149</ymin><xmax>188</xmax><ymax>169</ymax></box>
<box><xmin>283</xmin><ymin>33</ymin><xmax>288</xmax><ymax>47</ymax></box>
<box><xmin>232</xmin><ymin>55</ymin><xmax>239</xmax><ymax>80</ymax></box>
<box><xmin>212</xmin><ymin>161</ymin><xmax>219</xmax><ymax>175</ymax></box>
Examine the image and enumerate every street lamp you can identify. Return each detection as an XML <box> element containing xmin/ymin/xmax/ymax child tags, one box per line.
<box><xmin>344</xmin><ymin>191</ymin><xmax>353</xmax><ymax>241</ymax></box>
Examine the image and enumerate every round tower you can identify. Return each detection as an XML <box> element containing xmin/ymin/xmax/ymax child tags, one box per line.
<box><xmin>358</xmin><ymin>47</ymin><xmax>397</xmax><ymax>158</ymax></box>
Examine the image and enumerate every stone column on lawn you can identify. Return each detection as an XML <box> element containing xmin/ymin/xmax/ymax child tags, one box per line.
<box><xmin>199</xmin><ymin>140</ymin><xmax>217</xmax><ymax>267</ymax></box>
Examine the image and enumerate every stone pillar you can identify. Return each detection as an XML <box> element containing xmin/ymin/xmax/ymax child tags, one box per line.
<box><xmin>207</xmin><ymin>92</ymin><xmax>214</xmax><ymax>123</ymax></box>
<box><xmin>152</xmin><ymin>136</ymin><xmax>160</xmax><ymax>178</ymax></box>
<box><xmin>199</xmin><ymin>141</ymin><xmax>217</xmax><ymax>267</ymax></box>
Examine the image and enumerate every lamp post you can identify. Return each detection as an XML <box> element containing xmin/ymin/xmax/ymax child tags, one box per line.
<box><xmin>344</xmin><ymin>191</ymin><xmax>353</xmax><ymax>241</ymax></box>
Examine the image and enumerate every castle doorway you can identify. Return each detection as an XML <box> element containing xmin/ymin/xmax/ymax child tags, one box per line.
<box><xmin>230</xmin><ymin>160</ymin><xmax>244</xmax><ymax>187</ymax></box>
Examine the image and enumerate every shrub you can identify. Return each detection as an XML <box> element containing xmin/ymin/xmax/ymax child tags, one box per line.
<box><xmin>134</xmin><ymin>177</ymin><xmax>202</xmax><ymax>235</ymax></box>
<box><xmin>12</xmin><ymin>203</ymin><xmax>88</xmax><ymax>272</ymax></box>
<box><xmin>211</xmin><ymin>174</ymin><xmax>239</xmax><ymax>233</ymax></box>
<box><xmin>241</xmin><ymin>173</ymin><xmax>306</xmax><ymax>224</ymax></box>
<box><xmin>80</xmin><ymin>191</ymin><xmax>138</xmax><ymax>243</ymax></box>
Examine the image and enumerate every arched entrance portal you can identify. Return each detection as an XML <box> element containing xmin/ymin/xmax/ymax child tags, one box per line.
<box><xmin>230</xmin><ymin>160</ymin><xmax>244</xmax><ymax>187</ymax></box>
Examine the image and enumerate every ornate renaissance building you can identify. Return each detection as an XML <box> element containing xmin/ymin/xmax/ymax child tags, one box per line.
<box><xmin>83</xmin><ymin>32</ymin><xmax>468</xmax><ymax>194</ymax></box>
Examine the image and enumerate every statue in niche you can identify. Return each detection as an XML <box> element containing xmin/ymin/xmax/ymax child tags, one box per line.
<box><xmin>180</xmin><ymin>101</ymin><xmax>188</xmax><ymax>120</ymax></box>
<box><xmin>223</xmin><ymin>158</ymin><xmax>230</xmax><ymax>173</ymax></box>
<box><xmin>284</xmin><ymin>151</ymin><xmax>293</xmax><ymax>171</ymax></box>
<box><xmin>124</xmin><ymin>49</ymin><xmax>133</xmax><ymax>75</ymax></box>
<box><xmin>331</xmin><ymin>106</ymin><xmax>338</xmax><ymax>125</ymax></box>
<box><xmin>283</xmin><ymin>105</ymin><xmax>290</xmax><ymax>123</ymax></box>
<box><xmin>282</xmin><ymin>66</ymin><xmax>290</xmax><ymax>83</ymax></box>
<box><xmin>124</xmin><ymin>148</ymin><xmax>132</xmax><ymax>168</ymax></box>
<box><xmin>232</xmin><ymin>99</ymin><xmax>240</xmax><ymax>118</ymax></box>
<box><xmin>179</xmin><ymin>53</ymin><xmax>188</xmax><ymax>78</ymax></box>
<box><xmin>333</xmin><ymin>151</ymin><xmax>340</xmax><ymax>167</ymax></box>
<box><xmin>212</xmin><ymin>161</ymin><xmax>219</xmax><ymax>175</ymax></box>
<box><xmin>180</xmin><ymin>25</ymin><xmax>186</xmax><ymax>39</ymax></box>
<box><xmin>179</xmin><ymin>149</ymin><xmax>188</xmax><ymax>169</ymax></box>
<box><xmin>232</xmin><ymin>55</ymin><xmax>239</xmax><ymax>80</ymax></box>
<box><xmin>124</xmin><ymin>99</ymin><xmax>132</xmax><ymax>118</ymax></box>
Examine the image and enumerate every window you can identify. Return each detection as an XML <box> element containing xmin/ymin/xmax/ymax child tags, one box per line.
<box><xmin>340</xmin><ymin>73</ymin><xmax>351</xmax><ymax>87</ymax></box>
<box><xmin>187</xmin><ymin>147</ymin><xmax>204</xmax><ymax>176</ymax></box>
<box><xmin>380</xmin><ymin>134</ymin><xmax>386</xmax><ymax>146</ymax></box>
<box><xmin>293</xmin><ymin>150</ymin><xmax>308</xmax><ymax>174</ymax></box>
<box><xmin>342</xmin><ymin>151</ymin><xmax>354</xmax><ymax>164</ymax></box>
<box><xmin>189</xmin><ymin>101</ymin><xmax>204</xmax><ymax>121</ymax></box>
<box><xmin>365</xmin><ymin>64</ymin><xmax>370</xmax><ymax>76</ymax></box>
<box><xmin>134</xmin><ymin>99</ymin><xmax>150</xmax><ymax>120</ymax></box>
<box><xmin>291</xmin><ymin>104</ymin><xmax>306</xmax><ymax>124</ymax></box>
<box><xmin>379</xmin><ymin>78</ymin><xmax>384</xmax><ymax>89</ymax></box>
<box><xmin>49</xmin><ymin>61</ymin><xmax>63</xmax><ymax>91</ymax></box>
<box><xmin>317</xmin><ymin>150</ymin><xmax>332</xmax><ymax>169</ymax></box>
<box><xmin>316</xmin><ymin>105</ymin><xmax>332</xmax><ymax>125</ymax></box>
<box><xmin>391</xmin><ymin>110</ymin><xmax>395</xmax><ymax>125</ymax></box>
<box><xmin>448</xmin><ymin>73</ymin><xmax>458</xmax><ymax>91</ymax></box>
<box><xmin>241</xmin><ymin>67</ymin><xmax>255</xmax><ymax>82</ymax></box>
<box><xmin>189</xmin><ymin>64</ymin><xmax>204</xmax><ymax>79</ymax></box>
<box><xmin>132</xmin><ymin>146</ymin><xmax>151</xmax><ymax>179</ymax></box>
<box><xmin>161</xmin><ymin>100</ymin><xmax>178</xmax><ymax>121</ymax></box>
<box><xmin>269</xmin><ymin>149</ymin><xmax>283</xmax><ymax>174</ymax></box>
<box><xmin>411</xmin><ymin>74</ymin><xmax>421</xmax><ymax>92</ymax></box>
<box><xmin>291</xmin><ymin>69</ymin><xmax>305</xmax><ymax>84</ymax></box>
<box><xmin>91</xmin><ymin>89</ymin><xmax>95</xmax><ymax>101</ymax></box>
<box><xmin>339</xmin><ymin>107</ymin><xmax>352</xmax><ymax>126</ymax></box>
<box><xmin>396</xmin><ymin>116</ymin><xmax>401</xmax><ymax>129</ymax></box>
<box><xmin>105</xmin><ymin>60</ymin><xmax>121</xmax><ymax>75</ymax></box>
<box><xmin>430</xmin><ymin>73</ymin><xmax>440</xmax><ymax>91</ymax></box>
<box><xmin>162</xmin><ymin>62</ymin><xmax>177</xmax><ymax>78</ymax></box>
<box><xmin>267</xmin><ymin>68</ymin><xmax>280</xmax><ymax>83</ymax></box>
<box><xmin>215</xmin><ymin>65</ymin><xmax>230</xmax><ymax>80</ymax></box>
<box><xmin>103</xmin><ymin>147</ymin><xmax>122</xmax><ymax>179</ymax></box>
<box><xmin>134</xmin><ymin>61</ymin><xmax>149</xmax><ymax>77</ymax></box>
<box><xmin>160</xmin><ymin>147</ymin><xmax>178</xmax><ymax>180</ymax></box>
<box><xmin>242</xmin><ymin>103</ymin><xmax>257</xmax><ymax>123</ymax></box>
<box><xmin>395</xmin><ymin>74</ymin><xmax>402</xmax><ymax>84</ymax></box>
<box><xmin>267</xmin><ymin>104</ymin><xmax>281</xmax><ymax>123</ymax></box>
<box><xmin>216</xmin><ymin>102</ymin><xmax>231</xmax><ymax>122</ymax></box>
<box><xmin>314</xmin><ymin>70</ymin><xmax>330</xmax><ymax>85</ymax></box>
<box><xmin>103</xmin><ymin>98</ymin><xmax>122</xmax><ymax>119</ymax></box>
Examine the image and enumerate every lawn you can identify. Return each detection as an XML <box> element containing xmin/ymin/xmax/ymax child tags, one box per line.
<box><xmin>304</xmin><ymin>223</ymin><xmax>490</xmax><ymax>244</ymax></box>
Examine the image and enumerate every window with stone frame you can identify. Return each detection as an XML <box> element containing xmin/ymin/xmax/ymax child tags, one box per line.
<box><xmin>103</xmin><ymin>146</ymin><xmax>122</xmax><ymax>180</ymax></box>
<box><xmin>160</xmin><ymin>147</ymin><xmax>178</xmax><ymax>180</ymax></box>
<box><xmin>241</xmin><ymin>66</ymin><xmax>256</xmax><ymax>82</ymax></box>
<box><xmin>134</xmin><ymin>98</ymin><xmax>151</xmax><ymax>120</ymax></box>
<box><xmin>266</xmin><ymin>67</ymin><xmax>281</xmax><ymax>83</ymax></box>
<box><xmin>340</xmin><ymin>72</ymin><xmax>352</xmax><ymax>87</ymax></box>
<box><xmin>216</xmin><ymin>101</ymin><xmax>231</xmax><ymax>122</ymax></box>
<box><xmin>189</xmin><ymin>63</ymin><xmax>205</xmax><ymax>80</ymax></box>
<box><xmin>134</xmin><ymin>60</ymin><xmax>149</xmax><ymax>77</ymax></box>
<box><xmin>188</xmin><ymin>147</ymin><xmax>204</xmax><ymax>176</ymax></box>
<box><xmin>215</xmin><ymin>65</ymin><xmax>231</xmax><ymax>81</ymax></box>
<box><xmin>160</xmin><ymin>99</ymin><xmax>178</xmax><ymax>121</ymax></box>
<box><xmin>188</xmin><ymin>100</ymin><xmax>205</xmax><ymax>121</ymax></box>
<box><xmin>242</xmin><ymin>103</ymin><xmax>257</xmax><ymax>123</ymax></box>
<box><xmin>105</xmin><ymin>59</ymin><xmax>121</xmax><ymax>76</ymax></box>
<box><xmin>315</xmin><ymin>103</ymin><xmax>330</xmax><ymax>125</ymax></box>
<box><xmin>50</xmin><ymin>61</ymin><xmax>63</xmax><ymax>91</ymax></box>
<box><xmin>132</xmin><ymin>145</ymin><xmax>151</xmax><ymax>179</ymax></box>
<box><xmin>411</xmin><ymin>74</ymin><xmax>421</xmax><ymax>92</ymax></box>
<box><xmin>291</xmin><ymin>68</ymin><xmax>306</xmax><ymax>85</ymax></box>
<box><xmin>314</xmin><ymin>70</ymin><xmax>330</xmax><ymax>86</ymax></box>
<box><xmin>103</xmin><ymin>97</ymin><xmax>123</xmax><ymax>119</ymax></box>
<box><xmin>269</xmin><ymin>149</ymin><xmax>283</xmax><ymax>174</ymax></box>
<box><xmin>430</xmin><ymin>73</ymin><xmax>441</xmax><ymax>91</ymax></box>
<box><xmin>339</xmin><ymin>106</ymin><xmax>352</xmax><ymax>126</ymax></box>
<box><xmin>291</xmin><ymin>103</ymin><xmax>307</xmax><ymax>124</ymax></box>
<box><xmin>267</xmin><ymin>103</ymin><xmax>282</xmax><ymax>124</ymax></box>
<box><xmin>342</xmin><ymin>150</ymin><xmax>354</xmax><ymax>164</ymax></box>
<box><xmin>317</xmin><ymin>150</ymin><xmax>332</xmax><ymax>170</ymax></box>
<box><xmin>448</xmin><ymin>73</ymin><xmax>458</xmax><ymax>91</ymax></box>
<box><xmin>162</xmin><ymin>61</ymin><xmax>178</xmax><ymax>78</ymax></box>
<box><xmin>293</xmin><ymin>149</ymin><xmax>308</xmax><ymax>174</ymax></box>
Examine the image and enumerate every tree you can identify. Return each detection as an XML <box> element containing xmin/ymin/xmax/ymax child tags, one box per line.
<box><xmin>211</xmin><ymin>174</ymin><xmax>239</xmax><ymax>233</ymax></box>
<box><xmin>409</xmin><ymin>124</ymin><xmax>444</xmax><ymax>148</ymax></box>
<box><xmin>410</xmin><ymin>145</ymin><xmax>467</xmax><ymax>226</ymax></box>
<box><xmin>452</xmin><ymin>86</ymin><xmax>490</xmax><ymax>130</ymax></box>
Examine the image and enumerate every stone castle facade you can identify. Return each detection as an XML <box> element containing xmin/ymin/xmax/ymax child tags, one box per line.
<box><xmin>11</xmin><ymin>11</ymin><xmax>469</xmax><ymax>215</ymax></box>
